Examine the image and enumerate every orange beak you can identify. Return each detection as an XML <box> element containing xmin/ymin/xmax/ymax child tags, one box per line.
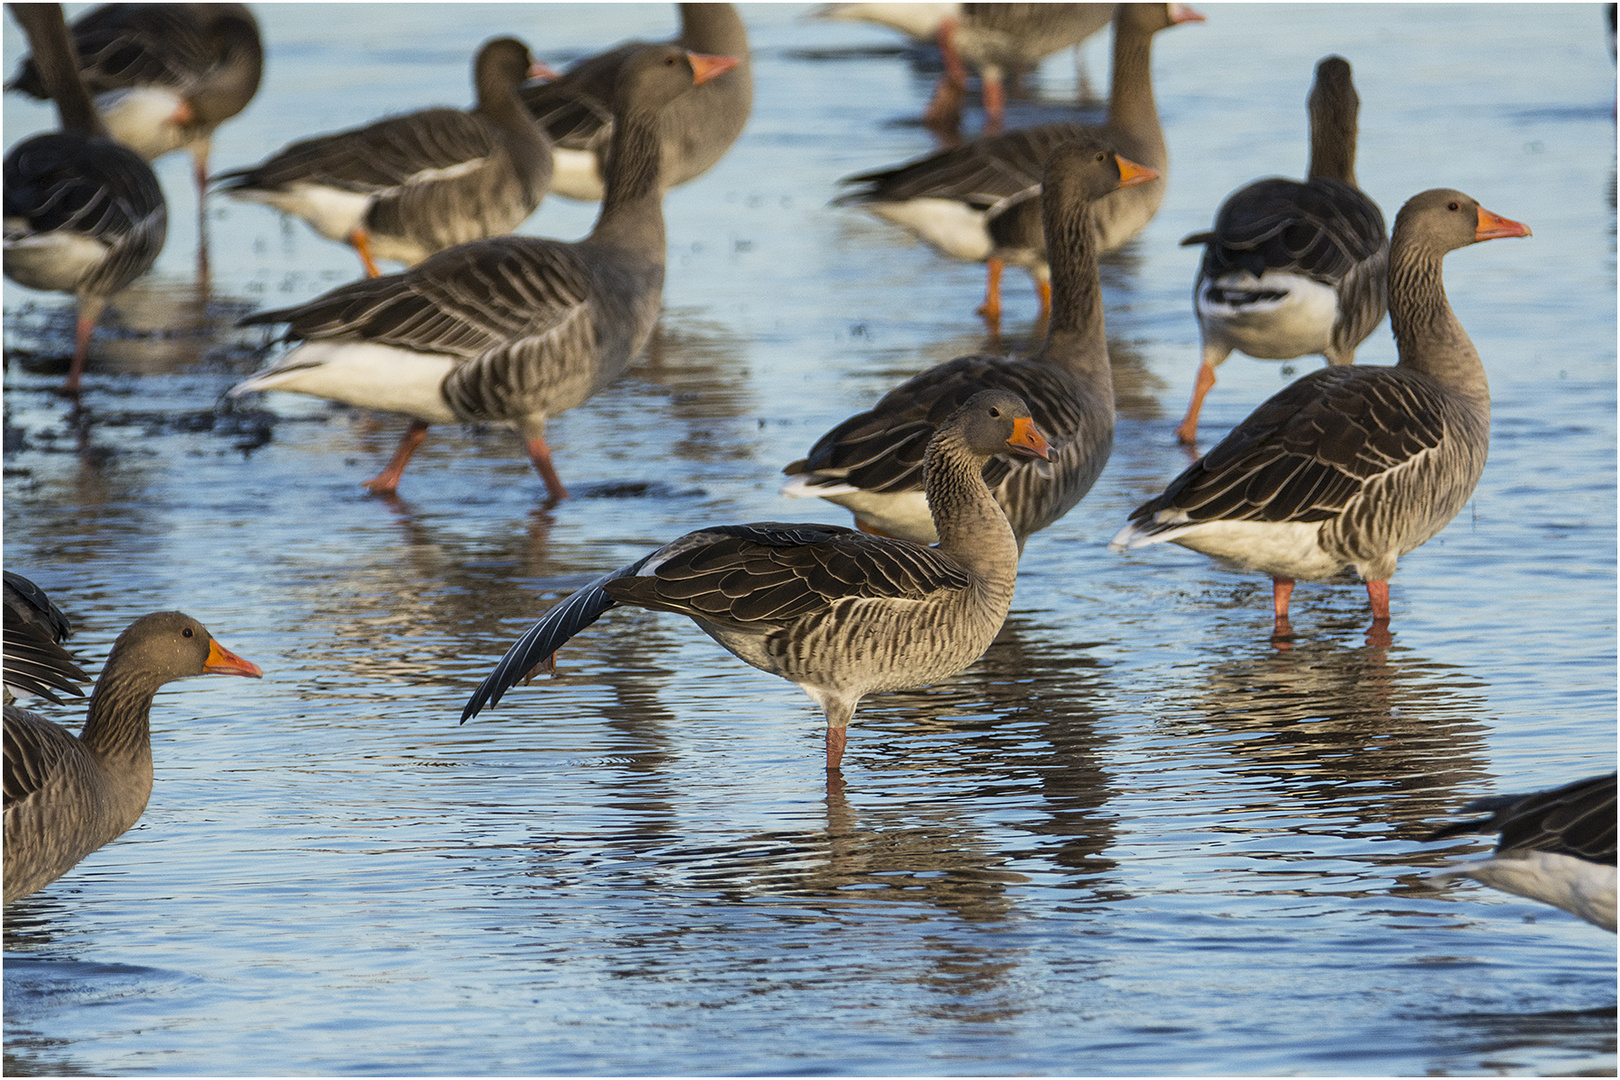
<box><xmin>687</xmin><ymin>51</ymin><xmax>739</xmax><ymax>86</ymax></box>
<box><xmin>527</xmin><ymin>60</ymin><xmax>559</xmax><ymax>82</ymax></box>
<box><xmin>1006</xmin><ymin>417</ymin><xmax>1052</xmax><ymax>461</ymax></box>
<box><xmin>1475</xmin><ymin>205</ymin><xmax>1531</xmax><ymax>241</ymax></box>
<box><xmin>204</xmin><ymin>638</ymin><xmax>263</xmax><ymax>678</ymax></box>
<box><xmin>1169</xmin><ymin>4</ymin><xmax>1206</xmax><ymax>23</ymax></box>
<box><xmin>1115</xmin><ymin>154</ymin><xmax>1158</xmax><ymax>188</ymax></box>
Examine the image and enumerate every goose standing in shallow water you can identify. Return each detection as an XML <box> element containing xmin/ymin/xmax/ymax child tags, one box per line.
<box><xmin>1109</xmin><ymin>189</ymin><xmax>1529</xmax><ymax>640</ymax></box>
<box><xmin>1176</xmin><ymin>56</ymin><xmax>1388</xmax><ymax>446</ymax></box>
<box><xmin>230</xmin><ymin>47</ymin><xmax>736</xmax><ymax>501</ymax></box>
<box><xmin>4</xmin><ymin>612</ymin><xmax>262</xmax><ymax>905</ymax></box>
<box><xmin>783</xmin><ymin>138</ymin><xmax>1154</xmax><ymax>549</ymax></box>
<box><xmin>4</xmin><ymin>572</ymin><xmax>90</xmax><ymax>706</ymax></box>
<box><xmin>462</xmin><ymin>391</ymin><xmax>1050</xmax><ymax>772</ymax></box>
<box><xmin>216</xmin><ymin>37</ymin><xmax>552</xmax><ymax>278</ymax></box>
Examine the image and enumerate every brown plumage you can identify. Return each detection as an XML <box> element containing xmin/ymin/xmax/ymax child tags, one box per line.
<box><xmin>3</xmin><ymin>572</ymin><xmax>90</xmax><ymax>705</ymax></box>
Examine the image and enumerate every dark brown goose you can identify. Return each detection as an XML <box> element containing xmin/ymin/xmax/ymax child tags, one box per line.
<box><xmin>520</xmin><ymin>3</ymin><xmax>752</xmax><ymax>201</ymax></box>
<box><xmin>1110</xmin><ymin>189</ymin><xmax>1529</xmax><ymax>639</ymax></box>
<box><xmin>783</xmin><ymin>139</ymin><xmax>1155</xmax><ymax>549</ymax></box>
<box><xmin>215</xmin><ymin>37</ymin><xmax>552</xmax><ymax>277</ymax></box>
<box><xmin>462</xmin><ymin>390</ymin><xmax>1050</xmax><ymax>772</ymax></box>
<box><xmin>229</xmin><ymin>47</ymin><xmax>737</xmax><ymax>501</ymax></box>
<box><xmin>3</xmin><ymin>572</ymin><xmax>90</xmax><ymax>705</ymax></box>
<box><xmin>3</xmin><ymin>611</ymin><xmax>261</xmax><ymax>905</ymax></box>
<box><xmin>1175</xmin><ymin>56</ymin><xmax>1388</xmax><ymax>445</ymax></box>
<box><xmin>3</xmin><ymin>2</ymin><xmax>167</xmax><ymax>395</ymax></box>
<box><xmin>1428</xmin><ymin>773</ymin><xmax>1616</xmax><ymax>931</ymax></box>
<box><xmin>836</xmin><ymin>3</ymin><xmax>1201</xmax><ymax>327</ymax></box>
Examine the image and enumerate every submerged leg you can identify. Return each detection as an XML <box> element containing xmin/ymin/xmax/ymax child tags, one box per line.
<box><xmin>62</xmin><ymin>296</ymin><xmax>106</xmax><ymax>394</ymax></box>
<box><xmin>1271</xmin><ymin>576</ymin><xmax>1295</xmax><ymax>638</ymax></box>
<box><xmin>362</xmin><ymin>420</ymin><xmax>429</xmax><ymax>494</ymax></box>
<box><xmin>525</xmin><ymin>436</ymin><xmax>570</xmax><ymax>505</ymax></box>
<box><xmin>826</xmin><ymin>726</ymin><xmax>848</xmax><ymax>772</ymax></box>
<box><xmin>1366</xmin><ymin>579</ymin><xmax>1390</xmax><ymax>623</ymax></box>
<box><xmin>977</xmin><ymin>257</ymin><xmax>1005</xmax><ymax>326</ymax></box>
<box><xmin>193</xmin><ymin>143</ymin><xmax>212</xmax><ymax>291</ymax></box>
<box><xmin>348</xmin><ymin>227</ymin><xmax>383</xmax><ymax>278</ymax></box>
<box><xmin>1175</xmin><ymin>359</ymin><xmax>1220</xmax><ymax>446</ymax></box>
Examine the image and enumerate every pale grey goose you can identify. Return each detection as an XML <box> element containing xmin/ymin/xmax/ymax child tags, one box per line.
<box><xmin>4</xmin><ymin>611</ymin><xmax>262</xmax><ymax>905</ymax></box>
<box><xmin>836</xmin><ymin>3</ymin><xmax>1201</xmax><ymax>327</ymax></box>
<box><xmin>520</xmin><ymin>3</ymin><xmax>752</xmax><ymax>201</ymax></box>
<box><xmin>229</xmin><ymin>46</ymin><xmax>738</xmax><ymax>500</ymax></box>
<box><xmin>461</xmin><ymin>390</ymin><xmax>1051</xmax><ymax>772</ymax></box>
<box><xmin>1109</xmin><ymin>189</ymin><xmax>1530</xmax><ymax>639</ymax></box>
<box><xmin>1176</xmin><ymin>56</ymin><xmax>1388</xmax><ymax>445</ymax></box>
<box><xmin>1427</xmin><ymin>773</ymin><xmax>1616</xmax><ymax>932</ymax></box>
<box><xmin>782</xmin><ymin>138</ymin><xmax>1156</xmax><ymax>549</ymax></box>
<box><xmin>215</xmin><ymin>37</ymin><xmax>552</xmax><ymax>277</ymax></box>
<box><xmin>4</xmin><ymin>572</ymin><xmax>90</xmax><ymax>705</ymax></box>
<box><xmin>3</xmin><ymin>2</ymin><xmax>167</xmax><ymax>394</ymax></box>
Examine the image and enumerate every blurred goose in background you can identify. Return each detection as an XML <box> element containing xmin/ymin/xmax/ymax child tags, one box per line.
<box><xmin>216</xmin><ymin>37</ymin><xmax>553</xmax><ymax>278</ymax></box>
<box><xmin>4</xmin><ymin>611</ymin><xmax>262</xmax><ymax>905</ymax></box>
<box><xmin>1110</xmin><ymin>189</ymin><xmax>1529</xmax><ymax>640</ymax></box>
<box><xmin>1427</xmin><ymin>773</ymin><xmax>1616</xmax><ymax>931</ymax></box>
<box><xmin>462</xmin><ymin>390</ymin><xmax>1051</xmax><ymax>772</ymax></box>
<box><xmin>836</xmin><ymin>3</ymin><xmax>1201</xmax><ymax>327</ymax></box>
<box><xmin>3</xmin><ymin>2</ymin><xmax>167</xmax><ymax>395</ymax></box>
<box><xmin>230</xmin><ymin>47</ymin><xmax>737</xmax><ymax>501</ymax></box>
<box><xmin>783</xmin><ymin>138</ymin><xmax>1154</xmax><ymax>549</ymax></box>
<box><xmin>3</xmin><ymin>572</ymin><xmax>90</xmax><ymax>706</ymax></box>
<box><xmin>1176</xmin><ymin>56</ymin><xmax>1388</xmax><ymax>445</ymax></box>
<box><xmin>520</xmin><ymin>3</ymin><xmax>752</xmax><ymax>201</ymax></box>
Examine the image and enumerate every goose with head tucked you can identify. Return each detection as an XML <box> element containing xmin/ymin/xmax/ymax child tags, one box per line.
<box><xmin>229</xmin><ymin>46</ymin><xmax>737</xmax><ymax>501</ymax></box>
<box><xmin>462</xmin><ymin>390</ymin><xmax>1050</xmax><ymax>772</ymax></box>
<box><xmin>3</xmin><ymin>572</ymin><xmax>90</xmax><ymax>706</ymax></box>
<box><xmin>1110</xmin><ymin>189</ymin><xmax>1529</xmax><ymax>640</ymax></box>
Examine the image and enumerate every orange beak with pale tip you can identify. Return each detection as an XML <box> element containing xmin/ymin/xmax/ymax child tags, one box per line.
<box><xmin>687</xmin><ymin>51</ymin><xmax>739</xmax><ymax>86</ymax></box>
<box><xmin>1475</xmin><ymin>205</ymin><xmax>1531</xmax><ymax>241</ymax></box>
<box><xmin>1170</xmin><ymin>5</ymin><xmax>1206</xmax><ymax>24</ymax></box>
<box><xmin>1006</xmin><ymin>417</ymin><xmax>1052</xmax><ymax>461</ymax></box>
<box><xmin>1115</xmin><ymin>155</ymin><xmax>1158</xmax><ymax>189</ymax></box>
<box><xmin>527</xmin><ymin>60</ymin><xmax>559</xmax><ymax>82</ymax></box>
<box><xmin>205</xmin><ymin>638</ymin><xmax>263</xmax><ymax>678</ymax></box>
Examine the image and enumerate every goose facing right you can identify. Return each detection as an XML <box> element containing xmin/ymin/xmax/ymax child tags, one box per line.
<box><xmin>4</xmin><ymin>611</ymin><xmax>262</xmax><ymax>905</ymax></box>
<box><xmin>461</xmin><ymin>390</ymin><xmax>1051</xmax><ymax>772</ymax></box>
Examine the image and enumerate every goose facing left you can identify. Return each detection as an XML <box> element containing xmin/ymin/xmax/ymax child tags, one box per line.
<box><xmin>4</xmin><ymin>611</ymin><xmax>262</xmax><ymax>905</ymax></box>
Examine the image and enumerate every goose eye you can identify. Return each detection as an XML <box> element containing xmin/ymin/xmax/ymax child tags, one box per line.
<box><xmin>988</xmin><ymin>406</ymin><xmax>1002</xmax><ymax>418</ymax></box>
<box><xmin>182</xmin><ymin>627</ymin><xmax>194</xmax><ymax>638</ymax></box>
<box><xmin>665</xmin><ymin>55</ymin><xmax>677</xmax><ymax>66</ymax></box>
<box><xmin>1447</xmin><ymin>201</ymin><xmax>1460</xmax><ymax>211</ymax></box>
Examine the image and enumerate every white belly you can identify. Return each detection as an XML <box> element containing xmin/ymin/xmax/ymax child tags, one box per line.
<box><xmin>1454</xmin><ymin>850</ymin><xmax>1617</xmax><ymax>932</ymax></box>
<box><xmin>780</xmin><ymin>476</ymin><xmax>937</xmax><ymax>543</ymax></box>
<box><xmin>867</xmin><ymin>198</ymin><xmax>993</xmax><ymax>262</ymax></box>
<box><xmin>3</xmin><ymin>228</ymin><xmax>108</xmax><ymax>294</ymax></box>
<box><xmin>96</xmin><ymin>87</ymin><xmax>191</xmax><ymax>161</ymax></box>
<box><xmin>1112</xmin><ymin>518</ymin><xmax>1343</xmax><ymax>581</ymax></box>
<box><xmin>229</xmin><ymin>341</ymin><xmax>460</xmax><ymax>424</ymax></box>
<box><xmin>548</xmin><ymin>148</ymin><xmax>605</xmax><ymax>202</ymax></box>
<box><xmin>1197</xmin><ymin>271</ymin><xmax>1338</xmax><ymax>361</ymax></box>
<box><xmin>229</xmin><ymin>182</ymin><xmax>374</xmax><ymax>245</ymax></box>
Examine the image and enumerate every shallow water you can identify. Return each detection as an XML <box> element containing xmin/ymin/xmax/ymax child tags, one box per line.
<box><xmin>3</xmin><ymin>3</ymin><xmax>1616</xmax><ymax>1075</ymax></box>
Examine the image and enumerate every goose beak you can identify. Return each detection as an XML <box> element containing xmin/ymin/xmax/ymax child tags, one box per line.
<box><xmin>170</xmin><ymin>99</ymin><xmax>196</xmax><ymax>127</ymax></box>
<box><xmin>1169</xmin><ymin>4</ymin><xmax>1206</xmax><ymax>24</ymax></box>
<box><xmin>1006</xmin><ymin>417</ymin><xmax>1052</xmax><ymax>461</ymax></box>
<box><xmin>1114</xmin><ymin>155</ymin><xmax>1158</xmax><ymax>188</ymax></box>
<box><xmin>687</xmin><ymin>51</ymin><xmax>739</xmax><ymax>86</ymax></box>
<box><xmin>1475</xmin><ymin>205</ymin><xmax>1531</xmax><ymax>241</ymax></box>
<box><xmin>527</xmin><ymin>60</ymin><xmax>559</xmax><ymax>82</ymax></box>
<box><xmin>204</xmin><ymin>638</ymin><xmax>263</xmax><ymax>678</ymax></box>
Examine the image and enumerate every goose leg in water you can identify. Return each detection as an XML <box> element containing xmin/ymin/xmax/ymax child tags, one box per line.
<box><xmin>1271</xmin><ymin>576</ymin><xmax>1295</xmax><ymax>638</ymax></box>
<box><xmin>363</xmin><ymin>420</ymin><xmax>429</xmax><ymax>494</ymax></box>
<box><xmin>348</xmin><ymin>227</ymin><xmax>383</xmax><ymax>278</ymax></box>
<box><xmin>982</xmin><ymin>71</ymin><xmax>1006</xmax><ymax>134</ymax></box>
<box><xmin>1366</xmin><ymin>579</ymin><xmax>1390</xmax><ymax>623</ymax></box>
<box><xmin>1176</xmin><ymin>356</ymin><xmax>1222</xmax><ymax>446</ymax></box>
<box><xmin>525</xmin><ymin>437</ymin><xmax>570</xmax><ymax>504</ymax></box>
<box><xmin>826</xmin><ymin>726</ymin><xmax>847</xmax><ymax>772</ymax></box>
<box><xmin>923</xmin><ymin>20</ymin><xmax>967</xmax><ymax>132</ymax></box>
<box><xmin>977</xmin><ymin>257</ymin><xmax>1005</xmax><ymax>326</ymax></box>
<box><xmin>62</xmin><ymin>297</ymin><xmax>106</xmax><ymax>395</ymax></box>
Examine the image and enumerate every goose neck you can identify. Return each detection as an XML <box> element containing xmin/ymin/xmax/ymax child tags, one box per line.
<box><xmin>590</xmin><ymin>107</ymin><xmax>667</xmax><ymax>252</ymax></box>
<box><xmin>679</xmin><ymin>4</ymin><xmax>750</xmax><ymax>59</ymax></box>
<box><xmin>1042</xmin><ymin>205</ymin><xmax>1106</xmax><ymax>366</ymax></box>
<box><xmin>79</xmin><ymin>667</ymin><xmax>161</xmax><ymax>760</ymax></box>
<box><xmin>924</xmin><ymin>434</ymin><xmax>1020</xmax><ymax>592</ymax></box>
<box><xmin>1388</xmin><ymin>243</ymin><xmax>1485</xmax><ymax>394</ymax></box>
<box><xmin>1306</xmin><ymin>107</ymin><xmax>1358</xmax><ymax>186</ymax></box>
<box><xmin>1106</xmin><ymin>22</ymin><xmax>1159</xmax><ymax>143</ymax></box>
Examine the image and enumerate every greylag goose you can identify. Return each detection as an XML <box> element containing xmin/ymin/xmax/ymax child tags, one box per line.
<box><xmin>836</xmin><ymin>3</ymin><xmax>1200</xmax><ymax>327</ymax></box>
<box><xmin>1109</xmin><ymin>189</ymin><xmax>1530</xmax><ymax>638</ymax></box>
<box><xmin>215</xmin><ymin>37</ymin><xmax>553</xmax><ymax>278</ymax></box>
<box><xmin>3</xmin><ymin>2</ymin><xmax>167</xmax><ymax>395</ymax></box>
<box><xmin>461</xmin><ymin>390</ymin><xmax>1051</xmax><ymax>771</ymax></box>
<box><xmin>7</xmin><ymin>3</ymin><xmax>262</xmax><ymax>206</ymax></box>
<box><xmin>3</xmin><ymin>611</ymin><xmax>261</xmax><ymax>904</ymax></box>
<box><xmin>520</xmin><ymin>4</ymin><xmax>752</xmax><ymax>202</ymax></box>
<box><xmin>782</xmin><ymin>138</ymin><xmax>1155</xmax><ymax>549</ymax></box>
<box><xmin>229</xmin><ymin>46</ymin><xmax>737</xmax><ymax>501</ymax></box>
<box><xmin>1175</xmin><ymin>56</ymin><xmax>1388</xmax><ymax>445</ymax></box>
<box><xmin>3</xmin><ymin>572</ymin><xmax>90</xmax><ymax>705</ymax></box>
<box><xmin>1427</xmin><ymin>773</ymin><xmax>1616</xmax><ymax>931</ymax></box>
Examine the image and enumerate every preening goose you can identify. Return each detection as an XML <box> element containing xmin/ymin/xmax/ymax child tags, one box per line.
<box><xmin>230</xmin><ymin>46</ymin><xmax>737</xmax><ymax>501</ymax></box>
<box><xmin>520</xmin><ymin>3</ymin><xmax>752</xmax><ymax>202</ymax></box>
<box><xmin>462</xmin><ymin>390</ymin><xmax>1051</xmax><ymax>772</ymax></box>
<box><xmin>836</xmin><ymin>3</ymin><xmax>1200</xmax><ymax>327</ymax></box>
<box><xmin>1427</xmin><ymin>773</ymin><xmax>1616</xmax><ymax>931</ymax></box>
<box><xmin>783</xmin><ymin>138</ymin><xmax>1154</xmax><ymax>549</ymax></box>
<box><xmin>1109</xmin><ymin>189</ymin><xmax>1529</xmax><ymax>639</ymax></box>
<box><xmin>3</xmin><ymin>573</ymin><xmax>90</xmax><ymax>705</ymax></box>
<box><xmin>3</xmin><ymin>611</ymin><xmax>261</xmax><ymax>905</ymax></box>
<box><xmin>1176</xmin><ymin>56</ymin><xmax>1388</xmax><ymax>445</ymax></box>
<box><xmin>3</xmin><ymin>2</ymin><xmax>167</xmax><ymax>394</ymax></box>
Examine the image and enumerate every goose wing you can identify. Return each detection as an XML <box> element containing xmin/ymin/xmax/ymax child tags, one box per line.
<box><xmin>519</xmin><ymin>42</ymin><xmax>641</xmax><ymax>151</ymax></box>
<box><xmin>4</xmin><ymin>131</ymin><xmax>165</xmax><ymax>246</ymax></box>
<box><xmin>837</xmin><ymin>123</ymin><xmax>1078</xmax><ymax>211</ymax></box>
<box><xmin>1187</xmin><ymin>177</ymin><xmax>1386</xmax><ymax>285</ymax></box>
<box><xmin>7</xmin><ymin>3</ymin><xmax>211</xmax><ymax>96</ymax></box>
<box><xmin>1429</xmin><ymin>774</ymin><xmax>1617</xmax><ymax>865</ymax></box>
<box><xmin>3</xmin><ymin>705</ymin><xmax>80</xmax><ymax>811</ymax></box>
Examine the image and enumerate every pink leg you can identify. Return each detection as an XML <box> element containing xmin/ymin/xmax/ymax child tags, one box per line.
<box><xmin>62</xmin><ymin>312</ymin><xmax>97</xmax><ymax>394</ymax></box>
<box><xmin>525</xmin><ymin>436</ymin><xmax>570</xmax><ymax>505</ymax></box>
<box><xmin>1175</xmin><ymin>361</ymin><xmax>1218</xmax><ymax>446</ymax></box>
<box><xmin>194</xmin><ymin>148</ymin><xmax>212</xmax><ymax>291</ymax></box>
<box><xmin>362</xmin><ymin>420</ymin><xmax>429</xmax><ymax>494</ymax></box>
<box><xmin>977</xmin><ymin>257</ymin><xmax>1005</xmax><ymax>328</ymax></box>
<box><xmin>982</xmin><ymin>73</ymin><xmax>1005</xmax><ymax>134</ymax></box>
<box><xmin>826</xmin><ymin>726</ymin><xmax>847</xmax><ymax>772</ymax></box>
<box><xmin>1271</xmin><ymin>576</ymin><xmax>1295</xmax><ymax>638</ymax></box>
<box><xmin>923</xmin><ymin>20</ymin><xmax>966</xmax><ymax>132</ymax></box>
<box><xmin>1366</xmin><ymin>579</ymin><xmax>1391</xmax><ymax>623</ymax></box>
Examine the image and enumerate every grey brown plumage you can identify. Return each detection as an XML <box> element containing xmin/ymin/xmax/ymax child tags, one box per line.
<box><xmin>3</xmin><ymin>573</ymin><xmax>90</xmax><ymax>705</ymax></box>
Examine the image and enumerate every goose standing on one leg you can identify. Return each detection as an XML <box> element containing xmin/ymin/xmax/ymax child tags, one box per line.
<box><xmin>462</xmin><ymin>390</ymin><xmax>1050</xmax><ymax>772</ymax></box>
<box><xmin>1176</xmin><ymin>56</ymin><xmax>1388</xmax><ymax>446</ymax></box>
<box><xmin>229</xmin><ymin>47</ymin><xmax>737</xmax><ymax>501</ymax></box>
<box><xmin>1109</xmin><ymin>189</ymin><xmax>1529</xmax><ymax>640</ymax></box>
<box><xmin>782</xmin><ymin>138</ymin><xmax>1154</xmax><ymax>549</ymax></box>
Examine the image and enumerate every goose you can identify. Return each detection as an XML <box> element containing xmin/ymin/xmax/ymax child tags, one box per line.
<box><xmin>1175</xmin><ymin>56</ymin><xmax>1388</xmax><ymax>445</ymax></box>
<box><xmin>782</xmin><ymin>138</ymin><xmax>1155</xmax><ymax>549</ymax></box>
<box><xmin>3</xmin><ymin>2</ymin><xmax>167</xmax><ymax>395</ymax></box>
<box><xmin>3</xmin><ymin>572</ymin><xmax>90</xmax><ymax>705</ymax></box>
<box><xmin>461</xmin><ymin>390</ymin><xmax>1051</xmax><ymax>772</ymax></box>
<box><xmin>229</xmin><ymin>46</ymin><xmax>738</xmax><ymax>501</ymax></box>
<box><xmin>520</xmin><ymin>3</ymin><xmax>751</xmax><ymax>202</ymax></box>
<box><xmin>1427</xmin><ymin>773</ymin><xmax>1616</xmax><ymax>931</ymax></box>
<box><xmin>3</xmin><ymin>611</ymin><xmax>262</xmax><ymax>905</ymax></box>
<box><xmin>7</xmin><ymin>3</ymin><xmax>263</xmax><ymax>207</ymax></box>
<box><xmin>216</xmin><ymin>37</ymin><xmax>552</xmax><ymax>278</ymax></box>
<box><xmin>836</xmin><ymin>3</ymin><xmax>1201</xmax><ymax>327</ymax></box>
<box><xmin>1109</xmin><ymin>189</ymin><xmax>1529</xmax><ymax>639</ymax></box>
